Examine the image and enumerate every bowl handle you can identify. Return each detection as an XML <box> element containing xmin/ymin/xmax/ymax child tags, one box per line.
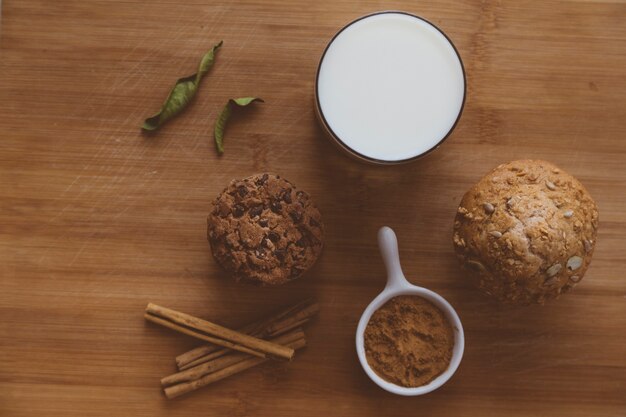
<box><xmin>378</xmin><ymin>227</ymin><xmax>411</xmax><ymax>291</ymax></box>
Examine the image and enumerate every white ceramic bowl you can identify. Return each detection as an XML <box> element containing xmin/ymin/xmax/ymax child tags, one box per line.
<box><xmin>355</xmin><ymin>226</ymin><xmax>465</xmax><ymax>395</ymax></box>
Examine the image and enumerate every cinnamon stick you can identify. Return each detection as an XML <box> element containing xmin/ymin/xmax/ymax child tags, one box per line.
<box><xmin>163</xmin><ymin>332</ymin><xmax>307</xmax><ymax>399</ymax></box>
<box><xmin>144</xmin><ymin>313</ymin><xmax>264</xmax><ymax>358</ymax></box>
<box><xmin>161</xmin><ymin>328</ymin><xmax>306</xmax><ymax>387</ymax></box>
<box><xmin>175</xmin><ymin>298</ymin><xmax>319</xmax><ymax>370</ymax></box>
<box><xmin>145</xmin><ymin>303</ymin><xmax>294</xmax><ymax>361</ymax></box>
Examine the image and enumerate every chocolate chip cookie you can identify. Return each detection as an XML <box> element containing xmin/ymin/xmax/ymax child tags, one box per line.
<box><xmin>207</xmin><ymin>173</ymin><xmax>324</xmax><ymax>285</ymax></box>
<box><xmin>453</xmin><ymin>160</ymin><xmax>599</xmax><ymax>304</ymax></box>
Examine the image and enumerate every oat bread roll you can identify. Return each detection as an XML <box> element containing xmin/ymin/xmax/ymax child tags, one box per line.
<box><xmin>453</xmin><ymin>160</ymin><xmax>599</xmax><ymax>304</ymax></box>
<box><xmin>207</xmin><ymin>173</ymin><xmax>324</xmax><ymax>286</ymax></box>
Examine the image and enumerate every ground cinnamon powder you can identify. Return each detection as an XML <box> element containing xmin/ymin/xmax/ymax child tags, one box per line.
<box><xmin>364</xmin><ymin>295</ymin><xmax>454</xmax><ymax>387</ymax></box>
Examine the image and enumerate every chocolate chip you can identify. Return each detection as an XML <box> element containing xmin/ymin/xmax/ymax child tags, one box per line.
<box><xmin>249</xmin><ymin>205</ymin><xmax>263</xmax><ymax>217</ymax></box>
<box><xmin>270</xmin><ymin>201</ymin><xmax>282</xmax><ymax>213</ymax></box>
<box><xmin>295</xmin><ymin>237</ymin><xmax>307</xmax><ymax>247</ymax></box>
<box><xmin>298</xmin><ymin>226</ymin><xmax>319</xmax><ymax>245</ymax></box>
<box><xmin>289</xmin><ymin>211</ymin><xmax>303</xmax><ymax>223</ymax></box>
<box><xmin>255</xmin><ymin>173</ymin><xmax>269</xmax><ymax>186</ymax></box>
<box><xmin>309</xmin><ymin>217</ymin><xmax>320</xmax><ymax>228</ymax></box>
<box><xmin>281</xmin><ymin>189</ymin><xmax>292</xmax><ymax>203</ymax></box>
<box><xmin>267</xmin><ymin>231</ymin><xmax>280</xmax><ymax>243</ymax></box>
<box><xmin>232</xmin><ymin>204</ymin><xmax>245</xmax><ymax>217</ymax></box>
<box><xmin>237</xmin><ymin>186</ymin><xmax>248</xmax><ymax>197</ymax></box>
<box><xmin>258</xmin><ymin>218</ymin><xmax>269</xmax><ymax>227</ymax></box>
<box><xmin>274</xmin><ymin>249</ymin><xmax>286</xmax><ymax>262</ymax></box>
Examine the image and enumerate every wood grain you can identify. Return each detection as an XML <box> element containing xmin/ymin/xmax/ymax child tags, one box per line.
<box><xmin>1</xmin><ymin>0</ymin><xmax>625</xmax><ymax>416</ymax></box>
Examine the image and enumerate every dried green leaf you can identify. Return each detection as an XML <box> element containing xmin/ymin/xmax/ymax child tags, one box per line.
<box><xmin>142</xmin><ymin>41</ymin><xmax>223</xmax><ymax>131</ymax></box>
<box><xmin>214</xmin><ymin>97</ymin><xmax>264</xmax><ymax>155</ymax></box>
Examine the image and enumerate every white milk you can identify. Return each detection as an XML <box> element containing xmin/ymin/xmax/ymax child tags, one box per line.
<box><xmin>316</xmin><ymin>12</ymin><xmax>465</xmax><ymax>162</ymax></box>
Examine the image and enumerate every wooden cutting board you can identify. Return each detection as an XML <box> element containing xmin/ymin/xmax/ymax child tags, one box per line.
<box><xmin>1</xmin><ymin>1</ymin><xmax>625</xmax><ymax>416</ymax></box>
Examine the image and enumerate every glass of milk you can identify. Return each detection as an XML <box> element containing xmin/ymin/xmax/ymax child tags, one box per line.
<box><xmin>315</xmin><ymin>11</ymin><xmax>466</xmax><ymax>164</ymax></box>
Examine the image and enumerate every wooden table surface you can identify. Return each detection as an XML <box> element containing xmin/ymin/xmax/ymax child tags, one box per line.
<box><xmin>1</xmin><ymin>0</ymin><xmax>625</xmax><ymax>416</ymax></box>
